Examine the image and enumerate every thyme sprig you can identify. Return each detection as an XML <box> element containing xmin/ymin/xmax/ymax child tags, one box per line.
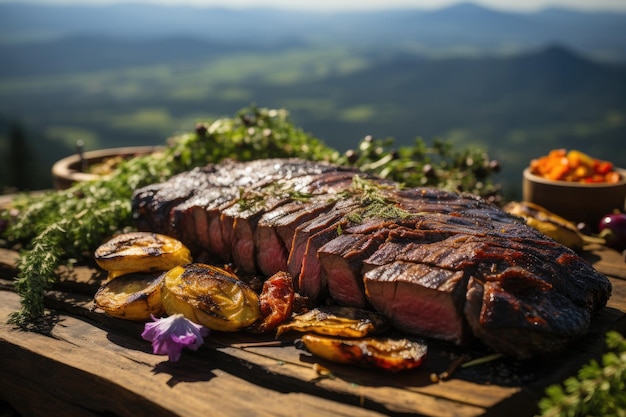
<box><xmin>344</xmin><ymin>176</ymin><xmax>414</xmax><ymax>223</ymax></box>
<box><xmin>1</xmin><ymin>106</ymin><xmax>500</xmax><ymax>324</ymax></box>
<box><xmin>237</xmin><ymin>182</ymin><xmax>313</xmax><ymax>212</ymax></box>
<box><xmin>537</xmin><ymin>331</ymin><xmax>626</xmax><ymax>417</ymax></box>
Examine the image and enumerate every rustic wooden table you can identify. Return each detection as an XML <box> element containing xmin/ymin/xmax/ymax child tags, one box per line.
<box><xmin>0</xmin><ymin>243</ymin><xmax>624</xmax><ymax>417</ymax></box>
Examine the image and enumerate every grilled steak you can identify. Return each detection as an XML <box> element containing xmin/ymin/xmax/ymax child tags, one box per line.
<box><xmin>132</xmin><ymin>158</ymin><xmax>612</xmax><ymax>358</ymax></box>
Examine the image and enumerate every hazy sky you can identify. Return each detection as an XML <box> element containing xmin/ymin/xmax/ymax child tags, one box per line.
<box><xmin>5</xmin><ymin>0</ymin><xmax>626</xmax><ymax>12</ymax></box>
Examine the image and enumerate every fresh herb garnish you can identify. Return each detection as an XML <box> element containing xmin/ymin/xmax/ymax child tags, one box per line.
<box><xmin>237</xmin><ymin>182</ymin><xmax>313</xmax><ymax>212</ymax></box>
<box><xmin>344</xmin><ymin>176</ymin><xmax>414</xmax><ymax>223</ymax></box>
<box><xmin>537</xmin><ymin>331</ymin><xmax>626</xmax><ymax>417</ymax></box>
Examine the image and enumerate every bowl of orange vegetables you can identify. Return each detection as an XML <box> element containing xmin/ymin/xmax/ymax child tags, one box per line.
<box><xmin>523</xmin><ymin>149</ymin><xmax>626</xmax><ymax>228</ymax></box>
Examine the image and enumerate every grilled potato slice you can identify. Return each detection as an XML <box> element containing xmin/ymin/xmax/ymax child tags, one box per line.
<box><xmin>161</xmin><ymin>263</ymin><xmax>261</xmax><ymax>332</ymax></box>
<box><xmin>94</xmin><ymin>271</ymin><xmax>165</xmax><ymax>321</ymax></box>
<box><xmin>301</xmin><ymin>334</ymin><xmax>427</xmax><ymax>372</ymax></box>
<box><xmin>94</xmin><ymin>232</ymin><xmax>192</xmax><ymax>279</ymax></box>
<box><xmin>276</xmin><ymin>306</ymin><xmax>388</xmax><ymax>338</ymax></box>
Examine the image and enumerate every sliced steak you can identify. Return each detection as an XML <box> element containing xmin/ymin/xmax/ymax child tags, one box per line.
<box><xmin>221</xmin><ymin>191</ymin><xmax>293</xmax><ymax>273</ymax></box>
<box><xmin>273</xmin><ymin>197</ymin><xmax>339</xmax><ymax>267</ymax></box>
<box><xmin>298</xmin><ymin>222</ymin><xmax>344</xmax><ymax>302</ymax></box>
<box><xmin>221</xmin><ymin>166</ymin><xmax>357</xmax><ymax>274</ymax></box>
<box><xmin>132</xmin><ymin>158</ymin><xmax>612</xmax><ymax>358</ymax></box>
<box><xmin>255</xmin><ymin>194</ymin><xmax>341</xmax><ymax>276</ymax></box>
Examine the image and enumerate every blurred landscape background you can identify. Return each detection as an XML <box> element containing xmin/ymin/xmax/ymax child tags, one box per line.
<box><xmin>1</xmin><ymin>1</ymin><xmax>626</xmax><ymax>198</ymax></box>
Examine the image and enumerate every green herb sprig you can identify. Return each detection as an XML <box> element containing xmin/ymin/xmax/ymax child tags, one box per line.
<box><xmin>344</xmin><ymin>176</ymin><xmax>414</xmax><ymax>223</ymax></box>
<box><xmin>1</xmin><ymin>106</ymin><xmax>500</xmax><ymax>324</ymax></box>
<box><xmin>341</xmin><ymin>135</ymin><xmax>501</xmax><ymax>204</ymax></box>
<box><xmin>537</xmin><ymin>331</ymin><xmax>626</xmax><ymax>417</ymax></box>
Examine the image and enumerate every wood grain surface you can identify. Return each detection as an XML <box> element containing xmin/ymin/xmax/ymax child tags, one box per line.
<box><xmin>1</xmin><ymin>244</ymin><xmax>625</xmax><ymax>417</ymax></box>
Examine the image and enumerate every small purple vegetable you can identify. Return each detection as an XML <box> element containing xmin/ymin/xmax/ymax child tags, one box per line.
<box><xmin>598</xmin><ymin>213</ymin><xmax>626</xmax><ymax>250</ymax></box>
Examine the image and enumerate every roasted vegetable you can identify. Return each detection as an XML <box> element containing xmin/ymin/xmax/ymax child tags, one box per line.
<box><xmin>503</xmin><ymin>201</ymin><xmax>585</xmax><ymax>250</ymax></box>
<box><xmin>249</xmin><ymin>271</ymin><xmax>295</xmax><ymax>334</ymax></box>
<box><xmin>276</xmin><ymin>306</ymin><xmax>388</xmax><ymax>338</ymax></box>
<box><xmin>94</xmin><ymin>271</ymin><xmax>166</xmax><ymax>321</ymax></box>
<box><xmin>599</xmin><ymin>212</ymin><xmax>626</xmax><ymax>250</ymax></box>
<box><xmin>529</xmin><ymin>149</ymin><xmax>621</xmax><ymax>183</ymax></box>
<box><xmin>300</xmin><ymin>334</ymin><xmax>427</xmax><ymax>372</ymax></box>
<box><xmin>94</xmin><ymin>232</ymin><xmax>192</xmax><ymax>280</ymax></box>
<box><xmin>161</xmin><ymin>263</ymin><xmax>260</xmax><ymax>332</ymax></box>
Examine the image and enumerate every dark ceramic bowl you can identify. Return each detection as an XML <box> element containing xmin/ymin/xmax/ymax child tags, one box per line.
<box><xmin>522</xmin><ymin>167</ymin><xmax>626</xmax><ymax>227</ymax></box>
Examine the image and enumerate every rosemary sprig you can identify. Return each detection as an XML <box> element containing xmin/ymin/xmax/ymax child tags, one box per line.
<box><xmin>344</xmin><ymin>176</ymin><xmax>415</xmax><ymax>223</ymax></box>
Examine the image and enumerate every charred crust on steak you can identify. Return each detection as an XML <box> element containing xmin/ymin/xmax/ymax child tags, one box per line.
<box><xmin>132</xmin><ymin>158</ymin><xmax>612</xmax><ymax>359</ymax></box>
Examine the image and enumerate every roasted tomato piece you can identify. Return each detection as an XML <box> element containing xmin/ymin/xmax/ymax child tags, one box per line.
<box><xmin>249</xmin><ymin>271</ymin><xmax>295</xmax><ymax>333</ymax></box>
<box><xmin>301</xmin><ymin>334</ymin><xmax>427</xmax><ymax>372</ymax></box>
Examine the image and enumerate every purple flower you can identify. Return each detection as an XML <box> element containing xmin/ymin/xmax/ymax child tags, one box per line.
<box><xmin>141</xmin><ymin>314</ymin><xmax>210</xmax><ymax>362</ymax></box>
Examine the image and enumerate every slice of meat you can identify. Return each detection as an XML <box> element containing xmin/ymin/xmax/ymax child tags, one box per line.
<box><xmin>318</xmin><ymin>231</ymin><xmax>388</xmax><ymax>308</ymax></box>
<box><xmin>254</xmin><ymin>194</ymin><xmax>339</xmax><ymax>276</ymax></box>
<box><xmin>464</xmin><ymin>274</ymin><xmax>591</xmax><ymax>359</ymax></box>
<box><xmin>286</xmin><ymin>199</ymin><xmax>359</xmax><ymax>280</ymax></box>
<box><xmin>364</xmin><ymin>261</ymin><xmax>468</xmax><ymax>345</ymax></box>
<box><xmin>222</xmin><ymin>193</ymin><xmax>292</xmax><ymax>274</ymax></box>
<box><xmin>262</xmin><ymin>171</ymin><xmax>360</xmax><ymax>270</ymax></box>
<box><xmin>169</xmin><ymin>187</ymin><xmax>238</xmax><ymax>256</ymax></box>
<box><xmin>132</xmin><ymin>166</ymin><xmax>217</xmax><ymax>234</ymax></box>
<box><xmin>363</xmin><ymin>234</ymin><xmax>483</xmax><ymax>273</ymax></box>
<box><xmin>218</xmin><ymin>161</ymin><xmax>356</xmax><ymax>274</ymax></box>
<box><xmin>254</xmin><ymin>201</ymin><xmax>309</xmax><ymax>277</ymax></box>
<box><xmin>298</xmin><ymin>223</ymin><xmax>343</xmax><ymax>302</ymax></box>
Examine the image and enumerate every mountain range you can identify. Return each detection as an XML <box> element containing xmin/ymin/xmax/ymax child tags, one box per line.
<box><xmin>2</xmin><ymin>2</ymin><xmax>626</xmax><ymax>60</ymax></box>
<box><xmin>1</xmin><ymin>2</ymin><xmax>626</xmax><ymax>196</ymax></box>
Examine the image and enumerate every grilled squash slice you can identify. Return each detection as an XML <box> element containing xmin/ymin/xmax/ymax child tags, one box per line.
<box><xmin>276</xmin><ymin>306</ymin><xmax>388</xmax><ymax>338</ymax></box>
<box><xmin>94</xmin><ymin>232</ymin><xmax>192</xmax><ymax>280</ymax></box>
<box><xmin>94</xmin><ymin>271</ymin><xmax>165</xmax><ymax>320</ymax></box>
<box><xmin>161</xmin><ymin>263</ymin><xmax>261</xmax><ymax>332</ymax></box>
<box><xmin>301</xmin><ymin>334</ymin><xmax>427</xmax><ymax>372</ymax></box>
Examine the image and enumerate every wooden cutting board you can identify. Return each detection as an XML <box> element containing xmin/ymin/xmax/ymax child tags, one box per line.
<box><xmin>0</xmin><ymin>245</ymin><xmax>625</xmax><ymax>417</ymax></box>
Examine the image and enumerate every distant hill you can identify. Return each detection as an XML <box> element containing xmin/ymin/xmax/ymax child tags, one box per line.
<box><xmin>260</xmin><ymin>45</ymin><xmax>626</xmax><ymax>190</ymax></box>
<box><xmin>1</xmin><ymin>2</ymin><xmax>625</xmax><ymax>194</ymax></box>
<box><xmin>1</xmin><ymin>36</ymin><xmax>625</xmax><ymax>194</ymax></box>
<box><xmin>0</xmin><ymin>36</ymin><xmax>267</xmax><ymax>76</ymax></box>
<box><xmin>1</xmin><ymin>2</ymin><xmax>626</xmax><ymax>61</ymax></box>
